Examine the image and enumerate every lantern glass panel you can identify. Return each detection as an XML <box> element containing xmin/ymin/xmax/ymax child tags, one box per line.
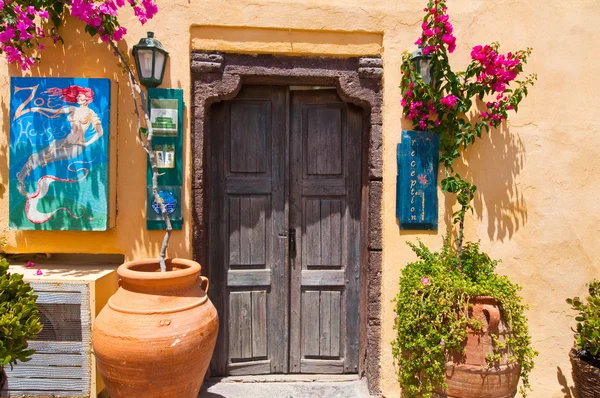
<box><xmin>419</xmin><ymin>58</ymin><xmax>432</xmax><ymax>85</ymax></box>
<box><xmin>137</xmin><ymin>49</ymin><xmax>154</xmax><ymax>79</ymax></box>
<box><xmin>154</xmin><ymin>52</ymin><xmax>166</xmax><ymax>80</ymax></box>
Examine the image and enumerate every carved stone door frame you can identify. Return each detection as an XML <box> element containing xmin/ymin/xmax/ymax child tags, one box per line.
<box><xmin>190</xmin><ymin>52</ymin><xmax>383</xmax><ymax>394</ymax></box>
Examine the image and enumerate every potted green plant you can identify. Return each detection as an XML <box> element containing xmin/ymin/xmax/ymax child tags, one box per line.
<box><xmin>566</xmin><ymin>280</ymin><xmax>600</xmax><ymax>398</ymax></box>
<box><xmin>0</xmin><ymin>257</ymin><xmax>43</xmax><ymax>391</ymax></box>
<box><xmin>392</xmin><ymin>0</ymin><xmax>537</xmax><ymax>397</ymax></box>
<box><xmin>0</xmin><ymin>2</ymin><xmax>218</xmax><ymax>397</ymax></box>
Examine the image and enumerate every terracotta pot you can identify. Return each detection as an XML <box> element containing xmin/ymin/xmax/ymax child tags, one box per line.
<box><xmin>434</xmin><ymin>296</ymin><xmax>520</xmax><ymax>398</ymax></box>
<box><xmin>570</xmin><ymin>347</ymin><xmax>600</xmax><ymax>398</ymax></box>
<box><xmin>92</xmin><ymin>258</ymin><xmax>219</xmax><ymax>398</ymax></box>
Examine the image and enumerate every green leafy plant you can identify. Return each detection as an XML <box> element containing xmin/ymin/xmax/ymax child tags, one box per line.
<box><xmin>567</xmin><ymin>280</ymin><xmax>600</xmax><ymax>366</ymax></box>
<box><xmin>392</xmin><ymin>236</ymin><xmax>537</xmax><ymax>397</ymax></box>
<box><xmin>0</xmin><ymin>257</ymin><xmax>43</xmax><ymax>373</ymax></box>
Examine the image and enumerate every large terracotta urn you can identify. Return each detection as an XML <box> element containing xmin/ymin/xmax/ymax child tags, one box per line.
<box><xmin>435</xmin><ymin>296</ymin><xmax>520</xmax><ymax>398</ymax></box>
<box><xmin>92</xmin><ymin>258</ymin><xmax>218</xmax><ymax>398</ymax></box>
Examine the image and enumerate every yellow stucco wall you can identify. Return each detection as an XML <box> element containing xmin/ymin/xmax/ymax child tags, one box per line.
<box><xmin>1</xmin><ymin>0</ymin><xmax>599</xmax><ymax>396</ymax></box>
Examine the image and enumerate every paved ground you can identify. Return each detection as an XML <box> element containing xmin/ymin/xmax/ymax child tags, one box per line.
<box><xmin>199</xmin><ymin>375</ymin><xmax>373</xmax><ymax>398</ymax></box>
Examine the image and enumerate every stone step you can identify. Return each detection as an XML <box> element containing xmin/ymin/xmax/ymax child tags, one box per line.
<box><xmin>199</xmin><ymin>375</ymin><xmax>374</xmax><ymax>398</ymax></box>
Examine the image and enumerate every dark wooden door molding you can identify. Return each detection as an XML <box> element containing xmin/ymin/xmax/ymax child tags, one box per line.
<box><xmin>191</xmin><ymin>53</ymin><xmax>383</xmax><ymax>395</ymax></box>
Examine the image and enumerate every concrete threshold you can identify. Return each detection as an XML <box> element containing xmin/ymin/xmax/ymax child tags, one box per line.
<box><xmin>199</xmin><ymin>374</ymin><xmax>374</xmax><ymax>398</ymax></box>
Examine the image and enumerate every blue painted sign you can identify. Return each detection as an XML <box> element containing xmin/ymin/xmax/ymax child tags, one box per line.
<box><xmin>151</xmin><ymin>190</ymin><xmax>177</xmax><ymax>215</ymax></box>
<box><xmin>396</xmin><ymin>130</ymin><xmax>440</xmax><ymax>230</ymax></box>
<box><xmin>9</xmin><ymin>77</ymin><xmax>111</xmax><ymax>230</ymax></box>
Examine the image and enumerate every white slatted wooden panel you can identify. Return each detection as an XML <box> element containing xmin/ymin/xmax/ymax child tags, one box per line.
<box><xmin>3</xmin><ymin>281</ymin><xmax>91</xmax><ymax>397</ymax></box>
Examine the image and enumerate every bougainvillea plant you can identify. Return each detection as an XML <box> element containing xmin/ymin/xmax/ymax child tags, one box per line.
<box><xmin>0</xmin><ymin>0</ymin><xmax>158</xmax><ymax>70</ymax></box>
<box><xmin>400</xmin><ymin>0</ymin><xmax>537</xmax><ymax>250</ymax></box>
<box><xmin>393</xmin><ymin>1</ymin><xmax>538</xmax><ymax>397</ymax></box>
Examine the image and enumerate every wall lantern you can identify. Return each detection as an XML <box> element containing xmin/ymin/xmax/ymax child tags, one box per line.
<box><xmin>132</xmin><ymin>32</ymin><xmax>169</xmax><ymax>88</ymax></box>
<box><xmin>411</xmin><ymin>48</ymin><xmax>434</xmax><ymax>86</ymax></box>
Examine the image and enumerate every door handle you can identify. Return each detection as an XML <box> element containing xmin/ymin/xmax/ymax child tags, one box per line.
<box><xmin>289</xmin><ymin>228</ymin><xmax>296</xmax><ymax>259</ymax></box>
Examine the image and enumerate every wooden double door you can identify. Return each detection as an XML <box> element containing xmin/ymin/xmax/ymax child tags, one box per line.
<box><xmin>208</xmin><ymin>85</ymin><xmax>363</xmax><ymax>376</ymax></box>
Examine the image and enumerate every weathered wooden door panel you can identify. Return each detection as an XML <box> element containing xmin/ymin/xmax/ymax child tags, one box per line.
<box><xmin>209</xmin><ymin>86</ymin><xmax>362</xmax><ymax>376</ymax></box>
<box><xmin>289</xmin><ymin>90</ymin><xmax>362</xmax><ymax>374</ymax></box>
<box><xmin>209</xmin><ymin>86</ymin><xmax>287</xmax><ymax>376</ymax></box>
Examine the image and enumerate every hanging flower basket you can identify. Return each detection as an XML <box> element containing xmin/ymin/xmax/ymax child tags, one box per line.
<box><xmin>570</xmin><ymin>348</ymin><xmax>600</xmax><ymax>398</ymax></box>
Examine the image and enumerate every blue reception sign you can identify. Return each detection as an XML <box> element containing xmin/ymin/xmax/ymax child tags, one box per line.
<box><xmin>396</xmin><ymin>130</ymin><xmax>440</xmax><ymax>230</ymax></box>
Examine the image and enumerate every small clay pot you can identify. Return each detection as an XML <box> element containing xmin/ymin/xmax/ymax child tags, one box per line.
<box><xmin>92</xmin><ymin>258</ymin><xmax>219</xmax><ymax>398</ymax></box>
<box><xmin>435</xmin><ymin>296</ymin><xmax>520</xmax><ymax>398</ymax></box>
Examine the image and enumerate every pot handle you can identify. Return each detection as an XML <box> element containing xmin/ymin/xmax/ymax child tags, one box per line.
<box><xmin>481</xmin><ymin>304</ymin><xmax>500</xmax><ymax>332</ymax></box>
<box><xmin>199</xmin><ymin>276</ymin><xmax>210</xmax><ymax>294</ymax></box>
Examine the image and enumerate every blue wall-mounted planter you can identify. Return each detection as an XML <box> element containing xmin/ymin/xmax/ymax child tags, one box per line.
<box><xmin>396</xmin><ymin>130</ymin><xmax>440</xmax><ymax>230</ymax></box>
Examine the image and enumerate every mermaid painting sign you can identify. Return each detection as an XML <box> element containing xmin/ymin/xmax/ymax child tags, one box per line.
<box><xmin>9</xmin><ymin>77</ymin><xmax>111</xmax><ymax>230</ymax></box>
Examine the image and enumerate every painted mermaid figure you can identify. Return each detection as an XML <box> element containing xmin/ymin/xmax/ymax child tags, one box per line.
<box><xmin>16</xmin><ymin>85</ymin><xmax>103</xmax><ymax>196</ymax></box>
<box><xmin>12</xmin><ymin>84</ymin><xmax>104</xmax><ymax>225</ymax></box>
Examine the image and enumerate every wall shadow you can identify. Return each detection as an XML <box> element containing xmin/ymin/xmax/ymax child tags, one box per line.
<box><xmin>465</xmin><ymin>120</ymin><xmax>527</xmax><ymax>241</ymax></box>
<box><xmin>439</xmin><ymin>108</ymin><xmax>527</xmax><ymax>243</ymax></box>
<box><xmin>557</xmin><ymin>366</ymin><xmax>575</xmax><ymax>398</ymax></box>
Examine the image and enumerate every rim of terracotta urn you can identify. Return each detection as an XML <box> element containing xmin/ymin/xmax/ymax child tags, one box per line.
<box><xmin>118</xmin><ymin>258</ymin><xmax>202</xmax><ymax>293</ymax></box>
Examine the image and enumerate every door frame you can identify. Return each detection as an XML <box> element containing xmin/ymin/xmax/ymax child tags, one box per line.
<box><xmin>190</xmin><ymin>52</ymin><xmax>383</xmax><ymax>395</ymax></box>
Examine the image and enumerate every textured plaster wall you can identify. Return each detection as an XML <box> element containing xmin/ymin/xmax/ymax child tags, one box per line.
<box><xmin>0</xmin><ymin>0</ymin><xmax>598</xmax><ymax>396</ymax></box>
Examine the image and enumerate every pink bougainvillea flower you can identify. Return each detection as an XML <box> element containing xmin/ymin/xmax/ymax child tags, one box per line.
<box><xmin>440</xmin><ymin>94</ymin><xmax>458</xmax><ymax>109</ymax></box>
<box><xmin>99</xmin><ymin>1</ymin><xmax>119</xmax><ymax>16</ymax></box>
<box><xmin>0</xmin><ymin>26</ymin><xmax>16</xmax><ymax>42</ymax></box>
<box><xmin>35</xmin><ymin>269</ymin><xmax>43</xmax><ymax>276</ymax></box>
<box><xmin>39</xmin><ymin>9</ymin><xmax>49</xmax><ymax>19</ymax></box>
<box><xmin>492</xmin><ymin>82</ymin><xmax>506</xmax><ymax>92</ymax></box>
<box><xmin>112</xmin><ymin>26</ymin><xmax>127</xmax><ymax>41</ymax></box>
<box><xmin>25</xmin><ymin>260</ymin><xmax>36</xmax><ymax>268</ymax></box>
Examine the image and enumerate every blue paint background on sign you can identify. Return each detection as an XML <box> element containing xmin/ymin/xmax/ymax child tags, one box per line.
<box><xmin>9</xmin><ymin>77</ymin><xmax>110</xmax><ymax>231</ymax></box>
<box><xmin>396</xmin><ymin>130</ymin><xmax>440</xmax><ymax>230</ymax></box>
